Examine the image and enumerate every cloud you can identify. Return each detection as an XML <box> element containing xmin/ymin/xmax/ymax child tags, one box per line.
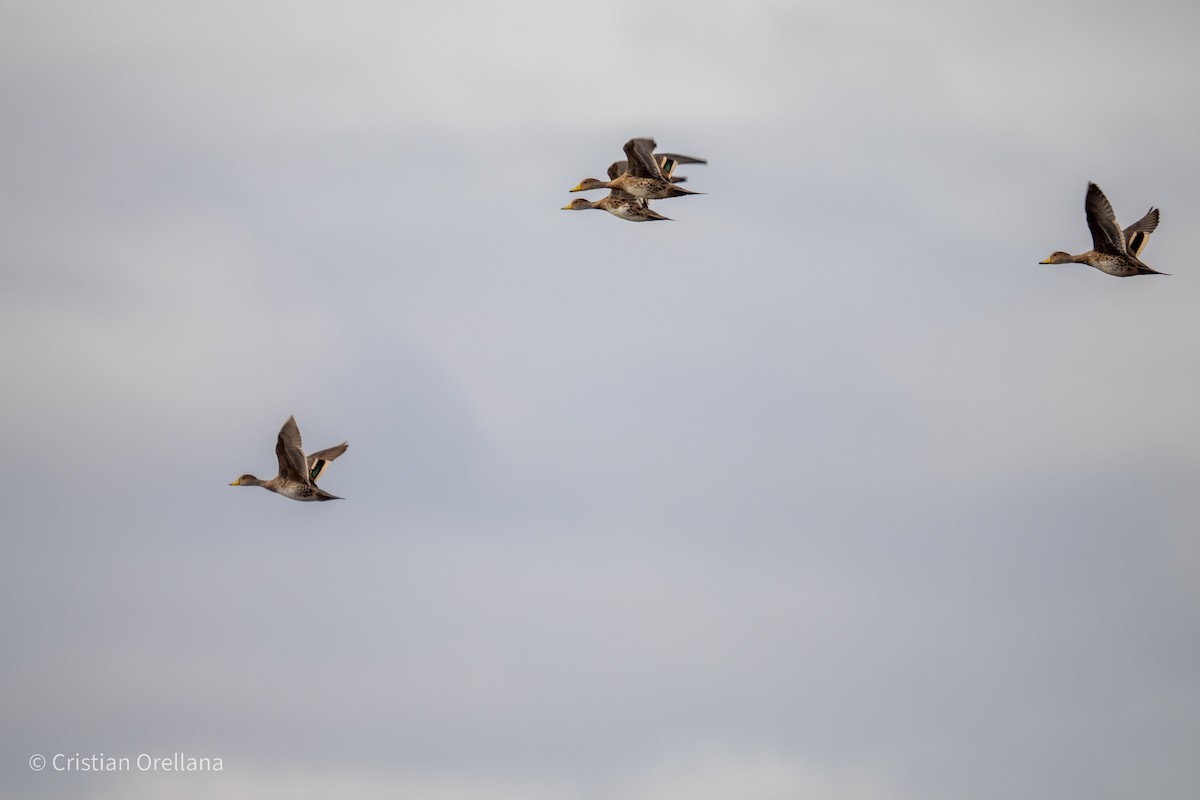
<box><xmin>4</xmin><ymin>3</ymin><xmax>1200</xmax><ymax>800</ymax></box>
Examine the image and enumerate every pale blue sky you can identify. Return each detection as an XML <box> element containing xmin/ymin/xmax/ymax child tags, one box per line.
<box><xmin>3</xmin><ymin>1</ymin><xmax>1200</xmax><ymax>799</ymax></box>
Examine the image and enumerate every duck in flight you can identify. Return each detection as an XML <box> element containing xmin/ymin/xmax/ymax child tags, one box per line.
<box><xmin>569</xmin><ymin>137</ymin><xmax>706</xmax><ymax>201</ymax></box>
<box><xmin>1040</xmin><ymin>182</ymin><xmax>1164</xmax><ymax>276</ymax></box>
<box><xmin>229</xmin><ymin>416</ymin><xmax>348</xmax><ymax>501</ymax></box>
<box><xmin>561</xmin><ymin>192</ymin><xmax>671</xmax><ymax>221</ymax></box>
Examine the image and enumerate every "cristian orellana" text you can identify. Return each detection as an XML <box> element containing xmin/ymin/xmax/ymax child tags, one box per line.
<box><xmin>50</xmin><ymin>752</ymin><xmax>223</xmax><ymax>772</ymax></box>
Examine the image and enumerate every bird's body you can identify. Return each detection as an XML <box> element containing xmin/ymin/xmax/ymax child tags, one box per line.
<box><xmin>260</xmin><ymin>478</ymin><xmax>343</xmax><ymax>502</ymax></box>
<box><xmin>1040</xmin><ymin>183</ymin><xmax>1165</xmax><ymax>277</ymax></box>
<box><xmin>230</xmin><ymin>416</ymin><xmax>347</xmax><ymax>502</ymax></box>
<box><xmin>586</xmin><ymin>172</ymin><xmax>701</xmax><ymax>200</ymax></box>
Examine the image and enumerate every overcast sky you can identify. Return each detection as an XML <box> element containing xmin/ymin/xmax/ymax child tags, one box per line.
<box><xmin>3</xmin><ymin>1</ymin><xmax>1200</xmax><ymax>799</ymax></box>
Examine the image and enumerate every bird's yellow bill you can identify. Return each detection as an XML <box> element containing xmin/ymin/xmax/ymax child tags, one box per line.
<box><xmin>229</xmin><ymin>478</ymin><xmax>241</xmax><ymax>486</ymax></box>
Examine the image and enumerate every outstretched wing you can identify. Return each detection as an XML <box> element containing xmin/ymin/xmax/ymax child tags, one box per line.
<box><xmin>306</xmin><ymin>442</ymin><xmax>348</xmax><ymax>484</ymax></box>
<box><xmin>1122</xmin><ymin>207</ymin><xmax>1160</xmax><ymax>257</ymax></box>
<box><xmin>275</xmin><ymin>416</ymin><xmax>311</xmax><ymax>484</ymax></box>
<box><xmin>655</xmin><ymin>152</ymin><xmax>707</xmax><ymax>166</ymax></box>
<box><xmin>623</xmin><ymin>137</ymin><xmax>665</xmax><ymax>180</ymax></box>
<box><xmin>1085</xmin><ymin>182</ymin><xmax>1128</xmax><ymax>256</ymax></box>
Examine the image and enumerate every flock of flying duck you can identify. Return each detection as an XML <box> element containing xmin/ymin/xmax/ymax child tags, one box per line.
<box><xmin>561</xmin><ymin>137</ymin><xmax>707</xmax><ymax>222</ymax></box>
<box><xmin>230</xmin><ymin>138</ymin><xmax>1168</xmax><ymax>502</ymax></box>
